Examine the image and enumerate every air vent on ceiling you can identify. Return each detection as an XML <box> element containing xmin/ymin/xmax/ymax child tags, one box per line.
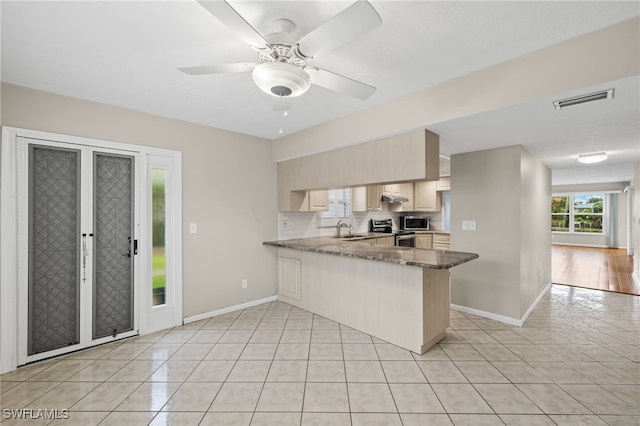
<box><xmin>553</xmin><ymin>88</ymin><xmax>614</xmax><ymax>110</ymax></box>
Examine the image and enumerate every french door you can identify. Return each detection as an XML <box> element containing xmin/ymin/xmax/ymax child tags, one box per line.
<box><xmin>17</xmin><ymin>137</ymin><xmax>140</xmax><ymax>363</ymax></box>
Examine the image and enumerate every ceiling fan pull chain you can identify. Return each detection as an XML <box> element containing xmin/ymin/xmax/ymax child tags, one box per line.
<box><xmin>279</xmin><ymin>95</ymin><xmax>287</xmax><ymax>135</ymax></box>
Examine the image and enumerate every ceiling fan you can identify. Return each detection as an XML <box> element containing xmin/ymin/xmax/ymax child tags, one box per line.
<box><xmin>179</xmin><ymin>0</ymin><xmax>382</xmax><ymax>101</ymax></box>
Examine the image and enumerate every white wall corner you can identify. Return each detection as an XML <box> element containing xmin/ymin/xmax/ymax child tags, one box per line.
<box><xmin>451</xmin><ymin>281</ymin><xmax>552</xmax><ymax>328</ymax></box>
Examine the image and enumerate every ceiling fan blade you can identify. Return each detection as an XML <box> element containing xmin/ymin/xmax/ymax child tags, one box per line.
<box><xmin>178</xmin><ymin>63</ymin><xmax>257</xmax><ymax>75</ymax></box>
<box><xmin>307</xmin><ymin>67</ymin><xmax>376</xmax><ymax>100</ymax></box>
<box><xmin>295</xmin><ymin>0</ymin><xmax>381</xmax><ymax>59</ymax></box>
<box><xmin>196</xmin><ymin>0</ymin><xmax>270</xmax><ymax>50</ymax></box>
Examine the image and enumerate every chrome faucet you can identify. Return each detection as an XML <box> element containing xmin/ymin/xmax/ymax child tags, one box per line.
<box><xmin>336</xmin><ymin>220</ymin><xmax>352</xmax><ymax>238</ymax></box>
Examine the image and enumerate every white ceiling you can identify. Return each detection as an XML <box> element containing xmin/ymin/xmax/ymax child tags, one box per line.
<box><xmin>2</xmin><ymin>1</ymin><xmax>639</xmax><ymax>185</ymax></box>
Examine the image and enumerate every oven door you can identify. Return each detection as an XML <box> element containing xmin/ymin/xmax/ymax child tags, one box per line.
<box><xmin>396</xmin><ymin>234</ymin><xmax>416</xmax><ymax>247</ymax></box>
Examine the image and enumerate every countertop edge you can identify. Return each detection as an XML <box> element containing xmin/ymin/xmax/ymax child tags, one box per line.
<box><xmin>263</xmin><ymin>239</ymin><xmax>478</xmax><ymax>270</ymax></box>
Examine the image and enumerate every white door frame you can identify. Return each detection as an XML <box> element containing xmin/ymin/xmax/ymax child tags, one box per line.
<box><xmin>17</xmin><ymin>141</ymin><xmax>142</xmax><ymax>364</ymax></box>
<box><xmin>1</xmin><ymin>127</ymin><xmax>183</xmax><ymax>373</ymax></box>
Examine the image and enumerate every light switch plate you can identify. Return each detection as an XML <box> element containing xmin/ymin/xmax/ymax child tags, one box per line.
<box><xmin>462</xmin><ymin>220</ymin><xmax>476</xmax><ymax>231</ymax></box>
<box><xmin>189</xmin><ymin>223</ymin><xmax>197</xmax><ymax>234</ymax></box>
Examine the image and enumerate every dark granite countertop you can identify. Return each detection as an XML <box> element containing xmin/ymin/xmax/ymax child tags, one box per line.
<box><xmin>263</xmin><ymin>236</ymin><xmax>478</xmax><ymax>270</ymax></box>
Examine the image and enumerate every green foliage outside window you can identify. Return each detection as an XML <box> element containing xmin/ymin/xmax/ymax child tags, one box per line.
<box><xmin>551</xmin><ymin>194</ymin><xmax>603</xmax><ymax>234</ymax></box>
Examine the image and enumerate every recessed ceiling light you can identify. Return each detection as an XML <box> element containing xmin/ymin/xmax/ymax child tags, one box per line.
<box><xmin>578</xmin><ymin>152</ymin><xmax>608</xmax><ymax>164</ymax></box>
<box><xmin>553</xmin><ymin>89</ymin><xmax>614</xmax><ymax>110</ymax></box>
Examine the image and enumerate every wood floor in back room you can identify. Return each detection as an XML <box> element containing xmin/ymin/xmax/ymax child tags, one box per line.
<box><xmin>552</xmin><ymin>244</ymin><xmax>639</xmax><ymax>296</ymax></box>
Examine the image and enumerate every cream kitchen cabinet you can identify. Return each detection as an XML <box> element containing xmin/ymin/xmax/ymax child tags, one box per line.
<box><xmin>436</xmin><ymin>176</ymin><xmax>451</xmax><ymax>191</ymax></box>
<box><xmin>413</xmin><ymin>181</ymin><xmax>440</xmax><ymax>212</ymax></box>
<box><xmin>415</xmin><ymin>234</ymin><xmax>433</xmax><ymax>249</ymax></box>
<box><xmin>374</xmin><ymin>236</ymin><xmax>395</xmax><ymax>246</ymax></box>
<box><xmin>309</xmin><ymin>190</ymin><xmax>329</xmax><ymax>211</ymax></box>
<box><xmin>388</xmin><ymin>183</ymin><xmax>414</xmax><ymax>212</ymax></box>
<box><xmin>288</xmin><ymin>189</ymin><xmax>329</xmax><ymax>212</ymax></box>
<box><xmin>432</xmin><ymin>234</ymin><xmax>451</xmax><ymax>250</ymax></box>
<box><xmin>382</xmin><ymin>184</ymin><xmax>401</xmax><ymax>196</ymax></box>
<box><xmin>277</xmin><ymin>129</ymin><xmax>439</xmax><ymax>211</ymax></box>
<box><xmin>352</xmin><ymin>186</ymin><xmax>383</xmax><ymax>212</ymax></box>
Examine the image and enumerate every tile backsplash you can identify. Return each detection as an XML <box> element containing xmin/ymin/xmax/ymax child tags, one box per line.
<box><xmin>278</xmin><ymin>207</ymin><xmax>443</xmax><ymax>240</ymax></box>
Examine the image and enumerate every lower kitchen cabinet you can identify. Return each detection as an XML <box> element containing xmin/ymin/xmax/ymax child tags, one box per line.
<box><xmin>375</xmin><ymin>236</ymin><xmax>395</xmax><ymax>246</ymax></box>
<box><xmin>415</xmin><ymin>234</ymin><xmax>433</xmax><ymax>249</ymax></box>
<box><xmin>432</xmin><ymin>234</ymin><xmax>451</xmax><ymax>250</ymax></box>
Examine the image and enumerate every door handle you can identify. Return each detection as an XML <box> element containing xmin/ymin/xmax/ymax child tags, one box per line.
<box><xmin>122</xmin><ymin>237</ymin><xmax>132</xmax><ymax>258</ymax></box>
<box><xmin>122</xmin><ymin>237</ymin><xmax>138</xmax><ymax>257</ymax></box>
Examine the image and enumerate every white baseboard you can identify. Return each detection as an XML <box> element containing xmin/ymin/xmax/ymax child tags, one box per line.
<box><xmin>551</xmin><ymin>242</ymin><xmax>627</xmax><ymax>249</ymax></box>
<box><xmin>450</xmin><ymin>281</ymin><xmax>552</xmax><ymax>327</ymax></box>
<box><xmin>183</xmin><ymin>295</ymin><xmax>277</xmax><ymax>324</ymax></box>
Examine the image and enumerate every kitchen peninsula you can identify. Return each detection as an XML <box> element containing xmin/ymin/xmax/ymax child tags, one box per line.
<box><xmin>264</xmin><ymin>236</ymin><xmax>478</xmax><ymax>353</ymax></box>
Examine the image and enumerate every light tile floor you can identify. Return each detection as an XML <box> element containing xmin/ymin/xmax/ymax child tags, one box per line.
<box><xmin>1</xmin><ymin>285</ymin><xmax>638</xmax><ymax>425</ymax></box>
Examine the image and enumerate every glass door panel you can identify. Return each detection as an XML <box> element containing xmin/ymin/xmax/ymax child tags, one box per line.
<box><xmin>152</xmin><ymin>169</ymin><xmax>167</xmax><ymax>307</ymax></box>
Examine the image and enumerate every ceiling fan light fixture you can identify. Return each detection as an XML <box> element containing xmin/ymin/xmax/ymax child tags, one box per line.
<box><xmin>252</xmin><ymin>62</ymin><xmax>311</xmax><ymax>98</ymax></box>
<box><xmin>578</xmin><ymin>152</ymin><xmax>608</xmax><ymax>164</ymax></box>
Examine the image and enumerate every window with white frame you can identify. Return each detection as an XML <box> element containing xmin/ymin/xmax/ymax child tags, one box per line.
<box><xmin>551</xmin><ymin>193</ymin><xmax>604</xmax><ymax>234</ymax></box>
<box><xmin>317</xmin><ymin>188</ymin><xmax>352</xmax><ymax>227</ymax></box>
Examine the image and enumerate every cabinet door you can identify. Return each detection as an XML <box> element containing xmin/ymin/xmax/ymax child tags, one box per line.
<box><xmin>432</xmin><ymin>243</ymin><xmax>450</xmax><ymax>251</ymax></box>
<box><xmin>415</xmin><ymin>234</ymin><xmax>433</xmax><ymax>249</ymax></box>
<box><xmin>382</xmin><ymin>184</ymin><xmax>402</xmax><ymax>196</ymax></box>
<box><xmin>398</xmin><ymin>183</ymin><xmax>414</xmax><ymax>211</ymax></box>
<box><xmin>436</xmin><ymin>177</ymin><xmax>451</xmax><ymax>191</ymax></box>
<box><xmin>432</xmin><ymin>234</ymin><xmax>450</xmax><ymax>250</ymax></box>
<box><xmin>351</xmin><ymin>187</ymin><xmax>366</xmax><ymax>212</ymax></box>
<box><xmin>389</xmin><ymin>182</ymin><xmax>414</xmax><ymax>212</ymax></box>
<box><xmin>375</xmin><ymin>236</ymin><xmax>395</xmax><ymax>246</ymax></box>
<box><xmin>414</xmin><ymin>181</ymin><xmax>438</xmax><ymax>211</ymax></box>
<box><xmin>309</xmin><ymin>190</ymin><xmax>329</xmax><ymax>211</ymax></box>
<box><xmin>366</xmin><ymin>186</ymin><xmax>383</xmax><ymax>211</ymax></box>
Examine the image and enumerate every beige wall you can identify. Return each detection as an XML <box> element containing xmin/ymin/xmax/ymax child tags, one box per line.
<box><xmin>272</xmin><ymin>17</ymin><xmax>639</xmax><ymax>162</ymax></box>
<box><xmin>1</xmin><ymin>83</ymin><xmax>278</xmax><ymax>318</ymax></box>
<box><xmin>450</xmin><ymin>145</ymin><xmax>551</xmax><ymax>321</ymax></box>
<box><xmin>519</xmin><ymin>149</ymin><xmax>552</xmax><ymax>316</ymax></box>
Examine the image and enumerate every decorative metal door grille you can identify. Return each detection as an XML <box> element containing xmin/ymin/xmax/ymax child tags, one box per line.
<box><xmin>93</xmin><ymin>153</ymin><xmax>134</xmax><ymax>339</ymax></box>
<box><xmin>28</xmin><ymin>145</ymin><xmax>81</xmax><ymax>355</ymax></box>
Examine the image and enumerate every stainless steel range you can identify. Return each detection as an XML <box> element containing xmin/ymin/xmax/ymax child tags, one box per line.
<box><xmin>369</xmin><ymin>218</ymin><xmax>416</xmax><ymax>247</ymax></box>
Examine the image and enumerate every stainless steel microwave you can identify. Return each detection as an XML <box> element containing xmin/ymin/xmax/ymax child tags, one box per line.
<box><xmin>399</xmin><ymin>216</ymin><xmax>429</xmax><ymax>230</ymax></box>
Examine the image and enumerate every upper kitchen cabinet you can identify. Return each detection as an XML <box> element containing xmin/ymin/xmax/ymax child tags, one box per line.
<box><xmin>287</xmin><ymin>190</ymin><xmax>329</xmax><ymax>212</ymax></box>
<box><xmin>277</xmin><ymin>129</ymin><xmax>439</xmax><ymax>211</ymax></box>
<box><xmin>388</xmin><ymin>183</ymin><xmax>414</xmax><ymax>212</ymax></box>
<box><xmin>309</xmin><ymin>190</ymin><xmax>329</xmax><ymax>211</ymax></box>
<box><xmin>414</xmin><ymin>180</ymin><xmax>440</xmax><ymax>212</ymax></box>
<box><xmin>382</xmin><ymin>184</ymin><xmax>400</xmax><ymax>197</ymax></box>
<box><xmin>436</xmin><ymin>176</ymin><xmax>451</xmax><ymax>191</ymax></box>
<box><xmin>352</xmin><ymin>186</ymin><xmax>383</xmax><ymax>212</ymax></box>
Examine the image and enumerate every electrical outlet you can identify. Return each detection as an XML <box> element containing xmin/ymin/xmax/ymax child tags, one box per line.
<box><xmin>189</xmin><ymin>223</ymin><xmax>197</xmax><ymax>234</ymax></box>
<box><xmin>242</xmin><ymin>279</ymin><xmax>248</xmax><ymax>289</ymax></box>
<box><xmin>282</xmin><ymin>219</ymin><xmax>288</xmax><ymax>229</ymax></box>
